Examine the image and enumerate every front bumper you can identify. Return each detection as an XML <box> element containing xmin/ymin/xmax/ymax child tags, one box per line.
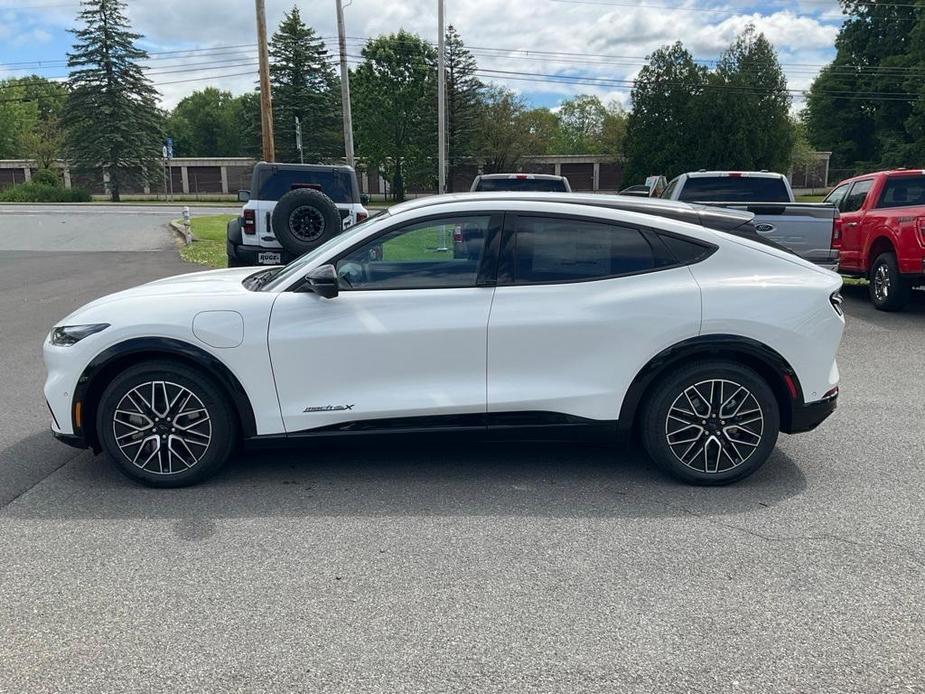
<box><xmin>52</xmin><ymin>429</ymin><xmax>89</xmax><ymax>450</ymax></box>
<box><xmin>786</xmin><ymin>392</ymin><xmax>838</xmax><ymax>434</ymax></box>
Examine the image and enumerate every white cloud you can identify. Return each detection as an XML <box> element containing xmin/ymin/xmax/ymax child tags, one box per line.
<box><xmin>5</xmin><ymin>0</ymin><xmax>843</xmax><ymax>109</ymax></box>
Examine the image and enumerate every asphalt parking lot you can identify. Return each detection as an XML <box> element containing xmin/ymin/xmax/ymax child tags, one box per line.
<box><xmin>0</xmin><ymin>207</ymin><xmax>923</xmax><ymax>693</ymax></box>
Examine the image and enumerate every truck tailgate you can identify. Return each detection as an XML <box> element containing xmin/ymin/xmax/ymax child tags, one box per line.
<box><xmin>696</xmin><ymin>202</ymin><xmax>838</xmax><ymax>268</ymax></box>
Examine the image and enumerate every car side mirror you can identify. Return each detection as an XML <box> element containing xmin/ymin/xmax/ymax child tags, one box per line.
<box><xmin>359</xmin><ymin>193</ymin><xmax>370</xmax><ymax>206</ymax></box>
<box><xmin>304</xmin><ymin>264</ymin><xmax>339</xmax><ymax>299</ymax></box>
<box><xmin>237</xmin><ymin>189</ymin><xmax>251</xmax><ymax>203</ymax></box>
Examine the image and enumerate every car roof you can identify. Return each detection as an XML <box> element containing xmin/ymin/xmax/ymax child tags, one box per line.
<box><xmin>475</xmin><ymin>173</ymin><xmax>566</xmax><ymax>180</ymax></box>
<box><xmin>835</xmin><ymin>169</ymin><xmax>925</xmax><ymax>186</ymax></box>
<box><xmin>388</xmin><ymin>192</ymin><xmax>754</xmax><ymax>232</ymax></box>
<box><xmin>253</xmin><ymin>161</ymin><xmax>356</xmax><ymax>174</ymax></box>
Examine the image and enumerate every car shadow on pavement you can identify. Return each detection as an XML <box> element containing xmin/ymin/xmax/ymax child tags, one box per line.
<box><xmin>841</xmin><ymin>282</ymin><xmax>925</xmax><ymax>317</ymax></box>
<box><xmin>1</xmin><ymin>433</ymin><xmax>807</xmax><ymax>521</ymax></box>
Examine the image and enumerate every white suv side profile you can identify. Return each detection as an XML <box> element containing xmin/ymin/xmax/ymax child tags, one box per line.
<box><xmin>45</xmin><ymin>195</ymin><xmax>845</xmax><ymax>487</ymax></box>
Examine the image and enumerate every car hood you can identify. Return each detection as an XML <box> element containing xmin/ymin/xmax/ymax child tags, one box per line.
<box><xmin>57</xmin><ymin>267</ymin><xmax>264</xmax><ymax>323</ymax></box>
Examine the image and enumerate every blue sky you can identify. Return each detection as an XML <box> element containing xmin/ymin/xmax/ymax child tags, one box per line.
<box><xmin>0</xmin><ymin>0</ymin><xmax>845</xmax><ymax>111</ymax></box>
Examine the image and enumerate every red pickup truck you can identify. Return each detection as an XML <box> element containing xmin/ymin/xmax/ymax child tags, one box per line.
<box><xmin>826</xmin><ymin>169</ymin><xmax>925</xmax><ymax>311</ymax></box>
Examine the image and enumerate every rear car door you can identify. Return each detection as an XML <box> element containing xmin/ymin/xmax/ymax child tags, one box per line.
<box><xmin>268</xmin><ymin>213</ymin><xmax>502</xmax><ymax>433</ymax></box>
<box><xmin>837</xmin><ymin>178</ymin><xmax>874</xmax><ymax>270</ymax></box>
<box><xmin>486</xmin><ymin>213</ymin><xmax>702</xmax><ymax>423</ymax></box>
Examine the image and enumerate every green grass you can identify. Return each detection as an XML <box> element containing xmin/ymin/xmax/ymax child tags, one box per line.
<box><xmin>179</xmin><ymin>214</ymin><xmax>235</xmax><ymax>269</ymax></box>
<box><xmin>381</xmin><ymin>224</ymin><xmax>457</xmax><ymax>261</ymax></box>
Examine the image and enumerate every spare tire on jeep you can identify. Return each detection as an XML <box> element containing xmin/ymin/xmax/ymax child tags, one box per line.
<box><xmin>272</xmin><ymin>188</ymin><xmax>342</xmax><ymax>256</ymax></box>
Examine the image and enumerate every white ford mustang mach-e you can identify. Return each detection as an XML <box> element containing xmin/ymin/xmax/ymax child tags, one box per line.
<box><xmin>44</xmin><ymin>194</ymin><xmax>845</xmax><ymax>487</ymax></box>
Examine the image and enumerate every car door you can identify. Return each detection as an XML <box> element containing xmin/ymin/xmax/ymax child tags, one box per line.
<box><xmin>268</xmin><ymin>212</ymin><xmax>502</xmax><ymax>433</ymax></box>
<box><xmin>486</xmin><ymin>213</ymin><xmax>702</xmax><ymax>423</ymax></box>
<box><xmin>836</xmin><ymin>179</ymin><xmax>874</xmax><ymax>270</ymax></box>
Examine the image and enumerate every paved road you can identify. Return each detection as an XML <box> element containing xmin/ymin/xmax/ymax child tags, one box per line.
<box><xmin>0</xmin><ymin>204</ymin><xmax>238</xmax><ymax>252</ymax></box>
<box><xmin>0</xmin><ymin>214</ymin><xmax>923</xmax><ymax>692</ymax></box>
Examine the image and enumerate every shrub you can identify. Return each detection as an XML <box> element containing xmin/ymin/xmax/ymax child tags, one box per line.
<box><xmin>31</xmin><ymin>168</ymin><xmax>62</xmax><ymax>187</ymax></box>
<box><xmin>0</xmin><ymin>182</ymin><xmax>92</xmax><ymax>203</ymax></box>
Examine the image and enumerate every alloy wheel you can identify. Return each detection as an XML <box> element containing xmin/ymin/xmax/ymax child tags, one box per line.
<box><xmin>112</xmin><ymin>381</ymin><xmax>212</xmax><ymax>475</ymax></box>
<box><xmin>664</xmin><ymin>379</ymin><xmax>764</xmax><ymax>474</ymax></box>
<box><xmin>873</xmin><ymin>262</ymin><xmax>891</xmax><ymax>302</ymax></box>
<box><xmin>289</xmin><ymin>205</ymin><xmax>326</xmax><ymax>242</ymax></box>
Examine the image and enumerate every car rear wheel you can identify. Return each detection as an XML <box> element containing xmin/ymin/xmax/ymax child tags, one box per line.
<box><xmin>641</xmin><ymin>361</ymin><xmax>780</xmax><ymax>485</ymax></box>
<box><xmin>97</xmin><ymin>360</ymin><xmax>236</xmax><ymax>487</ymax></box>
<box><xmin>869</xmin><ymin>252</ymin><xmax>911</xmax><ymax>311</ymax></box>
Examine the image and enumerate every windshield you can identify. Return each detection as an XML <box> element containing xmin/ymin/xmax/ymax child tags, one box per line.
<box><xmin>678</xmin><ymin>176</ymin><xmax>791</xmax><ymax>203</ymax></box>
<box><xmin>476</xmin><ymin>178</ymin><xmax>567</xmax><ymax>192</ymax></box>
<box><xmin>260</xmin><ymin>211</ymin><xmax>391</xmax><ymax>291</ymax></box>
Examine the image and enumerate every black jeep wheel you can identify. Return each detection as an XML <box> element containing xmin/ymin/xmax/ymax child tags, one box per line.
<box><xmin>272</xmin><ymin>189</ymin><xmax>341</xmax><ymax>256</ymax></box>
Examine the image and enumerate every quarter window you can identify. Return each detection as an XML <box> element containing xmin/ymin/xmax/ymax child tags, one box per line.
<box><xmin>335</xmin><ymin>215</ymin><xmax>494</xmax><ymax>290</ymax></box>
<box><xmin>841</xmin><ymin>179</ymin><xmax>873</xmax><ymax>213</ymax></box>
<box><xmin>510</xmin><ymin>216</ymin><xmax>656</xmax><ymax>284</ymax></box>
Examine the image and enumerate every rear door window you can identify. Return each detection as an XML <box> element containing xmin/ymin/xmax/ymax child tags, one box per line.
<box><xmin>508</xmin><ymin>215</ymin><xmax>656</xmax><ymax>284</ymax></box>
<box><xmin>677</xmin><ymin>176</ymin><xmax>791</xmax><ymax>203</ymax></box>
<box><xmin>842</xmin><ymin>179</ymin><xmax>873</xmax><ymax>213</ymax></box>
<box><xmin>877</xmin><ymin>176</ymin><xmax>925</xmax><ymax>209</ymax></box>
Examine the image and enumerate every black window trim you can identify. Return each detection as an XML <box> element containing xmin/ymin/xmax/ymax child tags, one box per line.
<box><xmin>497</xmin><ymin>211</ymin><xmax>717</xmax><ymax>288</ymax></box>
<box><xmin>292</xmin><ymin>211</ymin><xmax>505</xmax><ymax>293</ymax></box>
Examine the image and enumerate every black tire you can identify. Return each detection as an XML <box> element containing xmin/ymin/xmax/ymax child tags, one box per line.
<box><xmin>272</xmin><ymin>188</ymin><xmax>341</xmax><ymax>256</ymax></box>
<box><xmin>226</xmin><ymin>219</ymin><xmax>247</xmax><ymax>267</ymax></box>
<box><xmin>641</xmin><ymin>360</ymin><xmax>780</xmax><ymax>485</ymax></box>
<box><xmin>226</xmin><ymin>239</ymin><xmax>247</xmax><ymax>267</ymax></box>
<box><xmin>868</xmin><ymin>252</ymin><xmax>911</xmax><ymax>311</ymax></box>
<box><xmin>96</xmin><ymin>360</ymin><xmax>237</xmax><ymax>488</ymax></box>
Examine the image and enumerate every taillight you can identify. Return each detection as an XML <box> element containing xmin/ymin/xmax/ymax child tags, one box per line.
<box><xmin>453</xmin><ymin>225</ymin><xmax>463</xmax><ymax>243</ymax></box>
<box><xmin>356</xmin><ymin>211</ymin><xmax>368</xmax><ymax>223</ymax></box>
<box><xmin>830</xmin><ymin>290</ymin><xmax>844</xmax><ymax>316</ymax></box>
<box><xmin>242</xmin><ymin>209</ymin><xmax>256</xmax><ymax>234</ymax></box>
<box><xmin>832</xmin><ymin>217</ymin><xmax>842</xmax><ymax>245</ymax></box>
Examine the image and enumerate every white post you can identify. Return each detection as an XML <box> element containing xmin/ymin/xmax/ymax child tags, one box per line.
<box><xmin>437</xmin><ymin>0</ymin><xmax>447</xmax><ymax>195</ymax></box>
<box><xmin>336</xmin><ymin>0</ymin><xmax>355</xmax><ymax>168</ymax></box>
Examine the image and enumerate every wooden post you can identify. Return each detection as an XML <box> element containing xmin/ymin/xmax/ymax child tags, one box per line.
<box><xmin>255</xmin><ymin>0</ymin><xmax>275</xmax><ymax>162</ymax></box>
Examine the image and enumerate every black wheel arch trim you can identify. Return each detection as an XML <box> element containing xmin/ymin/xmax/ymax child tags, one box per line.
<box><xmin>72</xmin><ymin>337</ymin><xmax>258</xmax><ymax>450</ymax></box>
<box><xmin>618</xmin><ymin>334</ymin><xmax>805</xmax><ymax>437</ymax></box>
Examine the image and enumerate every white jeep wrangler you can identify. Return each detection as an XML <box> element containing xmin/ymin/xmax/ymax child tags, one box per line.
<box><xmin>227</xmin><ymin>162</ymin><xmax>370</xmax><ymax>267</ymax></box>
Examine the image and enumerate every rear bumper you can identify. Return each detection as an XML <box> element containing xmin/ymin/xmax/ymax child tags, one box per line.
<box><xmin>227</xmin><ymin>241</ymin><xmax>297</xmax><ymax>267</ymax></box>
<box><xmin>786</xmin><ymin>392</ymin><xmax>838</xmax><ymax>434</ymax></box>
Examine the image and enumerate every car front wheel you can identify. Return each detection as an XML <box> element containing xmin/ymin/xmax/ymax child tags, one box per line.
<box><xmin>641</xmin><ymin>361</ymin><xmax>780</xmax><ymax>485</ymax></box>
<box><xmin>97</xmin><ymin>360</ymin><xmax>236</xmax><ymax>487</ymax></box>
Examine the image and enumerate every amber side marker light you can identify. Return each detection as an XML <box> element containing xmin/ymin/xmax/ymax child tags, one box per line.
<box><xmin>74</xmin><ymin>401</ymin><xmax>82</xmax><ymax>430</ymax></box>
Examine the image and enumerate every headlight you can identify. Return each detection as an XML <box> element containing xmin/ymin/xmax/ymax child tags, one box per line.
<box><xmin>50</xmin><ymin>323</ymin><xmax>110</xmax><ymax>346</ymax></box>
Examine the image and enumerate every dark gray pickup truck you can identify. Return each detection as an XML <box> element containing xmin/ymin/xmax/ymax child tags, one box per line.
<box><xmin>661</xmin><ymin>171</ymin><xmax>839</xmax><ymax>269</ymax></box>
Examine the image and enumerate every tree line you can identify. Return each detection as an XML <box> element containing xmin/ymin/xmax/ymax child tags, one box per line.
<box><xmin>1</xmin><ymin>0</ymin><xmax>861</xmax><ymax>201</ymax></box>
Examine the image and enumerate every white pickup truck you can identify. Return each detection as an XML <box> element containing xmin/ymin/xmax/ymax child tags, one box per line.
<box><xmin>227</xmin><ymin>162</ymin><xmax>370</xmax><ymax>267</ymax></box>
<box><xmin>661</xmin><ymin>171</ymin><xmax>839</xmax><ymax>268</ymax></box>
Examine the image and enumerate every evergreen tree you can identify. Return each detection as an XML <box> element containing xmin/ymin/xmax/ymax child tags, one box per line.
<box><xmin>624</xmin><ymin>42</ymin><xmax>707</xmax><ymax>183</ymax></box>
<box><xmin>444</xmin><ymin>26</ymin><xmax>482</xmax><ymax>191</ymax></box>
<box><xmin>63</xmin><ymin>0</ymin><xmax>163</xmax><ymax>201</ymax></box>
<box><xmin>269</xmin><ymin>6</ymin><xmax>341</xmax><ymax>163</ymax></box>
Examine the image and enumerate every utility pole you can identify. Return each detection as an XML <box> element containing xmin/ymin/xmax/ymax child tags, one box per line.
<box><xmin>295</xmin><ymin>116</ymin><xmax>304</xmax><ymax>164</ymax></box>
<box><xmin>335</xmin><ymin>0</ymin><xmax>356</xmax><ymax>168</ymax></box>
<box><xmin>255</xmin><ymin>0</ymin><xmax>275</xmax><ymax>162</ymax></box>
<box><xmin>437</xmin><ymin>0</ymin><xmax>447</xmax><ymax>194</ymax></box>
